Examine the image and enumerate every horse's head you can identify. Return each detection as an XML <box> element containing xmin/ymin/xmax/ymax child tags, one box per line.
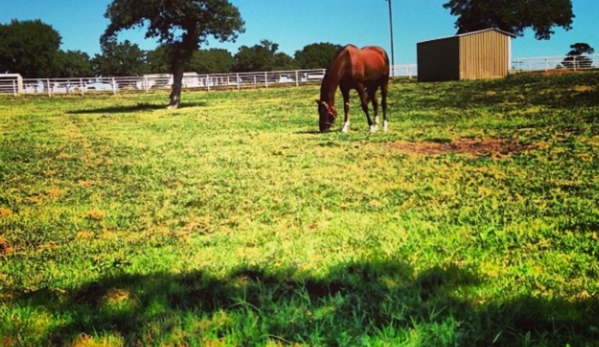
<box><xmin>316</xmin><ymin>100</ymin><xmax>337</xmax><ymax>132</ymax></box>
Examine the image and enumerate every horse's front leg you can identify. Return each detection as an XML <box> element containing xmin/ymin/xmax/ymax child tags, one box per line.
<box><xmin>341</xmin><ymin>87</ymin><xmax>351</xmax><ymax>132</ymax></box>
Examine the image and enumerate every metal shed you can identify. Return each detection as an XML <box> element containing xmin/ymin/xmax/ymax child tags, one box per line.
<box><xmin>417</xmin><ymin>28</ymin><xmax>516</xmax><ymax>82</ymax></box>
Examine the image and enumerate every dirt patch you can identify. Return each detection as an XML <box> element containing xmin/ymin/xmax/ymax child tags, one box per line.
<box><xmin>387</xmin><ymin>138</ymin><xmax>531</xmax><ymax>157</ymax></box>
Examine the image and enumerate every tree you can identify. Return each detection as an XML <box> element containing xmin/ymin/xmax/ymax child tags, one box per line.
<box><xmin>146</xmin><ymin>46</ymin><xmax>170</xmax><ymax>74</ymax></box>
<box><xmin>147</xmin><ymin>46</ymin><xmax>235</xmax><ymax>74</ymax></box>
<box><xmin>92</xmin><ymin>40</ymin><xmax>149</xmax><ymax>76</ymax></box>
<box><xmin>102</xmin><ymin>0</ymin><xmax>244</xmax><ymax>108</ymax></box>
<box><xmin>295</xmin><ymin>42</ymin><xmax>342</xmax><ymax>69</ymax></box>
<box><xmin>442</xmin><ymin>0</ymin><xmax>574</xmax><ymax>40</ymax></box>
<box><xmin>188</xmin><ymin>48</ymin><xmax>235</xmax><ymax>73</ymax></box>
<box><xmin>274</xmin><ymin>52</ymin><xmax>299</xmax><ymax>71</ymax></box>
<box><xmin>54</xmin><ymin>50</ymin><xmax>93</xmax><ymax>78</ymax></box>
<box><xmin>0</xmin><ymin>19</ymin><xmax>62</xmax><ymax>77</ymax></box>
<box><xmin>234</xmin><ymin>39</ymin><xmax>296</xmax><ymax>72</ymax></box>
<box><xmin>234</xmin><ymin>40</ymin><xmax>276</xmax><ymax>72</ymax></box>
<box><xmin>561</xmin><ymin>43</ymin><xmax>595</xmax><ymax>70</ymax></box>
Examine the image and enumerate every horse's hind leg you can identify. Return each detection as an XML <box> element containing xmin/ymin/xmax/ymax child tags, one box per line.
<box><xmin>356</xmin><ymin>84</ymin><xmax>375</xmax><ymax>132</ymax></box>
<box><xmin>381</xmin><ymin>81</ymin><xmax>389</xmax><ymax>132</ymax></box>
<box><xmin>368</xmin><ymin>87</ymin><xmax>379</xmax><ymax>132</ymax></box>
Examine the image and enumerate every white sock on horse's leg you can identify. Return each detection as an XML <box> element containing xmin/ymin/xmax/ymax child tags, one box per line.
<box><xmin>383</xmin><ymin>120</ymin><xmax>389</xmax><ymax>132</ymax></box>
<box><xmin>342</xmin><ymin>121</ymin><xmax>350</xmax><ymax>133</ymax></box>
<box><xmin>370</xmin><ymin>116</ymin><xmax>379</xmax><ymax>132</ymax></box>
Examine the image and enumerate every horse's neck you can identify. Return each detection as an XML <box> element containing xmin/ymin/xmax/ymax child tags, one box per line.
<box><xmin>320</xmin><ymin>64</ymin><xmax>342</xmax><ymax>103</ymax></box>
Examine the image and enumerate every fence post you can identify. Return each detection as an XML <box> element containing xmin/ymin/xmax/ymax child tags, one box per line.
<box><xmin>264</xmin><ymin>72</ymin><xmax>268</xmax><ymax>88</ymax></box>
<box><xmin>295</xmin><ymin>70</ymin><xmax>299</xmax><ymax>87</ymax></box>
<box><xmin>12</xmin><ymin>80</ymin><xmax>17</xmax><ymax>97</ymax></box>
<box><xmin>237</xmin><ymin>73</ymin><xmax>240</xmax><ymax>90</ymax></box>
<box><xmin>47</xmin><ymin>79</ymin><xmax>51</xmax><ymax>98</ymax></box>
<box><xmin>207</xmin><ymin>75</ymin><xmax>210</xmax><ymax>91</ymax></box>
<box><xmin>112</xmin><ymin>78</ymin><xmax>116</xmax><ymax>95</ymax></box>
<box><xmin>80</xmin><ymin>78</ymin><xmax>84</xmax><ymax>96</ymax></box>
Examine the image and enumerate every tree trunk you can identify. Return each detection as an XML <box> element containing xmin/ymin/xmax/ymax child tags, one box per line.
<box><xmin>168</xmin><ymin>64</ymin><xmax>184</xmax><ymax>109</ymax></box>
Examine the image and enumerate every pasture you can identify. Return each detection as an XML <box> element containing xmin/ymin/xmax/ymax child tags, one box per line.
<box><xmin>1</xmin><ymin>72</ymin><xmax>599</xmax><ymax>346</ymax></box>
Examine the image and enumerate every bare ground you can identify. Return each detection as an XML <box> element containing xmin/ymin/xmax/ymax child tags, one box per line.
<box><xmin>386</xmin><ymin>137</ymin><xmax>532</xmax><ymax>158</ymax></box>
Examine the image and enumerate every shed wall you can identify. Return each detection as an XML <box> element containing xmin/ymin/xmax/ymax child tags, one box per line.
<box><xmin>417</xmin><ymin>37</ymin><xmax>460</xmax><ymax>82</ymax></box>
<box><xmin>459</xmin><ymin>30</ymin><xmax>511</xmax><ymax>80</ymax></box>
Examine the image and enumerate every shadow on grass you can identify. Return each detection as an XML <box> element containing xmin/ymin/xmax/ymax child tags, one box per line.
<box><xmin>294</xmin><ymin>130</ymin><xmax>323</xmax><ymax>135</ymax></box>
<box><xmin>409</xmin><ymin>73</ymin><xmax>599</xmax><ymax>111</ymax></box>
<box><xmin>67</xmin><ymin>101</ymin><xmax>208</xmax><ymax>114</ymax></box>
<box><xmin>9</xmin><ymin>259</ymin><xmax>599</xmax><ymax>346</ymax></box>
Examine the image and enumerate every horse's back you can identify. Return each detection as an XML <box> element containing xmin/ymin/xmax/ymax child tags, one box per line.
<box><xmin>343</xmin><ymin>45</ymin><xmax>389</xmax><ymax>82</ymax></box>
<box><xmin>360</xmin><ymin>46</ymin><xmax>389</xmax><ymax>77</ymax></box>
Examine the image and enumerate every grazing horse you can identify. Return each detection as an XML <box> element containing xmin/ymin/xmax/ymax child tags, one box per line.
<box><xmin>316</xmin><ymin>44</ymin><xmax>390</xmax><ymax>133</ymax></box>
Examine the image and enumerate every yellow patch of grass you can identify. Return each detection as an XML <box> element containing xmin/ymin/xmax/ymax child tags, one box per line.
<box><xmin>37</xmin><ymin>241</ymin><xmax>59</xmax><ymax>253</ymax></box>
<box><xmin>87</xmin><ymin>209</ymin><xmax>106</xmax><ymax>221</ymax></box>
<box><xmin>573</xmin><ymin>85</ymin><xmax>593</xmax><ymax>92</ymax></box>
<box><xmin>47</xmin><ymin>186</ymin><xmax>65</xmax><ymax>198</ymax></box>
<box><xmin>101</xmin><ymin>288</ymin><xmax>138</xmax><ymax>308</ymax></box>
<box><xmin>75</xmin><ymin>230</ymin><xmax>95</xmax><ymax>240</ymax></box>
<box><xmin>0</xmin><ymin>207</ymin><xmax>13</xmax><ymax>217</ymax></box>
<box><xmin>71</xmin><ymin>333</ymin><xmax>124</xmax><ymax>347</ymax></box>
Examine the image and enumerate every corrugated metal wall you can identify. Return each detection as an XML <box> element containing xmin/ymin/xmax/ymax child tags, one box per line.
<box><xmin>459</xmin><ymin>30</ymin><xmax>510</xmax><ymax>80</ymax></box>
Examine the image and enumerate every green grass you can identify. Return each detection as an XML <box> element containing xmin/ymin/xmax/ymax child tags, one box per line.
<box><xmin>1</xmin><ymin>72</ymin><xmax>599</xmax><ymax>346</ymax></box>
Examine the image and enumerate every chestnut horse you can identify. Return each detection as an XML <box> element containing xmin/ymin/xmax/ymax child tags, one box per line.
<box><xmin>316</xmin><ymin>44</ymin><xmax>390</xmax><ymax>133</ymax></box>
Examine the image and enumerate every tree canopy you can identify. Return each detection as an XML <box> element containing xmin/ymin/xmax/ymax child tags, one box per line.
<box><xmin>92</xmin><ymin>40</ymin><xmax>149</xmax><ymax>76</ymax></box>
<box><xmin>294</xmin><ymin>42</ymin><xmax>342</xmax><ymax>69</ymax></box>
<box><xmin>188</xmin><ymin>48</ymin><xmax>236</xmax><ymax>74</ymax></box>
<box><xmin>234</xmin><ymin>39</ymin><xmax>297</xmax><ymax>72</ymax></box>
<box><xmin>442</xmin><ymin>0</ymin><xmax>574</xmax><ymax>40</ymax></box>
<box><xmin>54</xmin><ymin>50</ymin><xmax>94</xmax><ymax>78</ymax></box>
<box><xmin>102</xmin><ymin>0</ymin><xmax>244</xmax><ymax>107</ymax></box>
<box><xmin>0</xmin><ymin>19</ymin><xmax>62</xmax><ymax>77</ymax></box>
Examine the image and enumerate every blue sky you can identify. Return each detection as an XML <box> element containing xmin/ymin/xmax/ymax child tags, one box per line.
<box><xmin>1</xmin><ymin>0</ymin><xmax>597</xmax><ymax>64</ymax></box>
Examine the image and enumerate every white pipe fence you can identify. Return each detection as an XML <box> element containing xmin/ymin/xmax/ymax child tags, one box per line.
<box><xmin>0</xmin><ymin>54</ymin><xmax>597</xmax><ymax>97</ymax></box>
<box><xmin>511</xmin><ymin>54</ymin><xmax>599</xmax><ymax>72</ymax></box>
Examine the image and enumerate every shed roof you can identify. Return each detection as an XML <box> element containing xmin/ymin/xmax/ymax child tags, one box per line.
<box><xmin>418</xmin><ymin>27</ymin><xmax>517</xmax><ymax>45</ymax></box>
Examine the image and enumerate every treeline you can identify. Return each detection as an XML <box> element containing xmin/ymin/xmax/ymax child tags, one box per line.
<box><xmin>0</xmin><ymin>19</ymin><xmax>341</xmax><ymax>78</ymax></box>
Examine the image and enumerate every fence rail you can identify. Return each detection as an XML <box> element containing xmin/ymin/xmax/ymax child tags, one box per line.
<box><xmin>1</xmin><ymin>55</ymin><xmax>597</xmax><ymax>96</ymax></box>
<box><xmin>511</xmin><ymin>54</ymin><xmax>599</xmax><ymax>72</ymax></box>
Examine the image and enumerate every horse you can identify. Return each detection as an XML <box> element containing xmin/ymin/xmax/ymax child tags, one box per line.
<box><xmin>316</xmin><ymin>44</ymin><xmax>390</xmax><ymax>133</ymax></box>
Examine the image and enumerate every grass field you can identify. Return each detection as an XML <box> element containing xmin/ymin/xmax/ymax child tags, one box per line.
<box><xmin>1</xmin><ymin>72</ymin><xmax>599</xmax><ymax>346</ymax></box>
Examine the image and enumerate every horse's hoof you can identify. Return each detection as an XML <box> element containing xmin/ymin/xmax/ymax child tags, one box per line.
<box><xmin>370</xmin><ymin>126</ymin><xmax>378</xmax><ymax>133</ymax></box>
<box><xmin>341</xmin><ymin>122</ymin><xmax>350</xmax><ymax>133</ymax></box>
